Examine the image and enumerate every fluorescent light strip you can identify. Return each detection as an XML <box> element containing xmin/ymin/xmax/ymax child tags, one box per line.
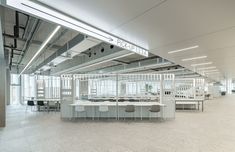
<box><xmin>6</xmin><ymin>0</ymin><xmax>148</xmax><ymax>57</ymax></box>
<box><xmin>168</xmin><ymin>45</ymin><xmax>199</xmax><ymax>54</ymax></box>
<box><xmin>19</xmin><ymin>25</ymin><xmax>61</xmax><ymax>75</ymax></box>
<box><xmin>204</xmin><ymin>69</ymin><xmax>218</xmax><ymax>73</ymax></box>
<box><xmin>198</xmin><ymin>66</ymin><xmax>216</xmax><ymax>70</ymax></box>
<box><xmin>191</xmin><ymin>62</ymin><xmax>213</xmax><ymax>67</ymax></box>
<box><xmin>205</xmin><ymin>72</ymin><xmax>220</xmax><ymax>75</ymax></box>
<box><xmin>182</xmin><ymin>56</ymin><xmax>207</xmax><ymax>61</ymax></box>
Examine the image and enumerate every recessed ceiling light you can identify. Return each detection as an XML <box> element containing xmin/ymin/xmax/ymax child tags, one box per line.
<box><xmin>182</xmin><ymin>55</ymin><xmax>207</xmax><ymax>61</ymax></box>
<box><xmin>198</xmin><ymin>66</ymin><xmax>216</xmax><ymax>70</ymax></box>
<box><xmin>168</xmin><ymin>45</ymin><xmax>199</xmax><ymax>54</ymax></box>
<box><xmin>191</xmin><ymin>62</ymin><xmax>213</xmax><ymax>67</ymax></box>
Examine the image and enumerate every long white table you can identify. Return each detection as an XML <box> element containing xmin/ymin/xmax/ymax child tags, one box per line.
<box><xmin>88</xmin><ymin>96</ymin><xmax>159</xmax><ymax>101</ymax></box>
<box><xmin>175</xmin><ymin>98</ymin><xmax>204</xmax><ymax>112</ymax></box>
<box><xmin>70</xmin><ymin>101</ymin><xmax>165</xmax><ymax>120</ymax></box>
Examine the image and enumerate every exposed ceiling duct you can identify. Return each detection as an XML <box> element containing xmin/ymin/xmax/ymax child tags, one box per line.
<box><xmin>35</xmin><ymin>36</ymin><xmax>101</xmax><ymax>73</ymax></box>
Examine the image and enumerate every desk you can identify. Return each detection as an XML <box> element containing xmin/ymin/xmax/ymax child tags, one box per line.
<box><xmin>175</xmin><ymin>98</ymin><xmax>204</xmax><ymax>112</ymax></box>
<box><xmin>31</xmin><ymin>99</ymin><xmax>60</xmax><ymax>112</ymax></box>
<box><xmin>70</xmin><ymin>101</ymin><xmax>165</xmax><ymax>120</ymax></box>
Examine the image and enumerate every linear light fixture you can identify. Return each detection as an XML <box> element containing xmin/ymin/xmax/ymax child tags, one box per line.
<box><xmin>181</xmin><ymin>55</ymin><xmax>207</xmax><ymax>61</ymax></box>
<box><xmin>191</xmin><ymin>62</ymin><xmax>213</xmax><ymax>67</ymax></box>
<box><xmin>205</xmin><ymin>71</ymin><xmax>219</xmax><ymax>74</ymax></box>
<box><xmin>19</xmin><ymin>25</ymin><xmax>61</xmax><ymax>75</ymax></box>
<box><xmin>203</xmin><ymin>69</ymin><xmax>218</xmax><ymax>73</ymax></box>
<box><xmin>198</xmin><ymin>66</ymin><xmax>216</xmax><ymax>70</ymax></box>
<box><xmin>205</xmin><ymin>72</ymin><xmax>220</xmax><ymax>75</ymax></box>
<box><xmin>6</xmin><ymin>0</ymin><xmax>148</xmax><ymax>57</ymax></box>
<box><xmin>168</xmin><ymin>45</ymin><xmax>199</xmax><ymax>54</ymax></box>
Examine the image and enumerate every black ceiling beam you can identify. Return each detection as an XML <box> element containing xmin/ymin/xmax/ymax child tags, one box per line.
<box><xmin>3</xmin><ymin>33</ymin><xmax>62</xmax><ymax>49</ymax></box>
<box><xmin>4</xmin><ymin>45</ymin><xmax>23</xmax><ymax>52</ymax></box>
<box><xmin>31</xmin><ymin>33</ymin><xmax>85</xmax><ymax>73</ymax></box>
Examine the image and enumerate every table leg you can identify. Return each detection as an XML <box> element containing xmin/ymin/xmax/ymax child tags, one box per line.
<box><xmin>140</xmin><ymin>106</ymin><xmax>143</xmax><ymax>120</ymax></box>
<box><xmin>198</xmin><ymin>101</ymin><xmax>200</xmax><ymax>111</ymax></box>
<box><xmin>161</xmin><ymin>106</ymin><xmax>165</xmax><ymax>121</ymax></box>
<box><xmin>93</xmin><ymin>106</ymin><xmax>95</xmax><ymax>120</ymax></box>
<box><xmin>47</xmin><ymin>101</ymin><xmax>49</xmax><ymax>113</ymax></box>
<box><xmin>202</xmin><ymin>101</ymin><xmax>204</xmax><ymax>112</ymax></box>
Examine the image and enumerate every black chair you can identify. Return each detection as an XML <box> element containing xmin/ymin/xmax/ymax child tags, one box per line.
<box><xmin>26</xmin><ymin>100</ymin><xmax>35</xmax><ymax>112</ymax></box>
<box><xmin>37</xmin><ymin>100</ymin><xmax>45</xmax><ymax>111</ymax></box>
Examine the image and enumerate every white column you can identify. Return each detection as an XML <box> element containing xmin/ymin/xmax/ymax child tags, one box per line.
<box><xmin>116</xmin><ymin>74</ymin><xmax>119</xmax><ymax>120</ymax></box>
<box><xmin>160</xmin><ymin>74</ymin><xmax>163</xmax><ymax>104</ymax></box>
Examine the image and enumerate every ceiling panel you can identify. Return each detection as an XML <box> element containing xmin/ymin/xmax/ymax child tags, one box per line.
<box><xmin>38</xmin><ymin>0</ymin><xmax>164</xmax><ymax>32</ymax></box>
<box><xmin>20</xmin><ymin>0</ymin><xmax>235</xmax><ymax>79</ymax></box>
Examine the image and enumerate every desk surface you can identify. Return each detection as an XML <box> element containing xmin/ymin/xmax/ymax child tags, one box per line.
<box><xmin>175</xmin><ymin>98</ymin><xmax>204</xmax><ymax>101</ymax></box>
<box><xmin>89</xmin><ymin>96</ymin><xmax>158</xmax><ymax>100</ymax></box>
<box><xmin>31</xmin><ymin>99</ymin><xmax>60</xmax><ymax>101</ymax></box>
<box><xmin>70</xmin><ymin>101</ymin><xmax>165</xmax><ymax>107</ymax></box>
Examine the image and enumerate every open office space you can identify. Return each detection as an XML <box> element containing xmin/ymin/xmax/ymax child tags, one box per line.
<box><xmin>1</xmin><ymin>0</ymin><xmax>235</xmax><ymax>152</ymax></box>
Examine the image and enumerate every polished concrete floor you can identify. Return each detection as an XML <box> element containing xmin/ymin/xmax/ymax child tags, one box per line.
<box><xmin>1</xmin><ymin>95</ymin><xmax>235</xmax><ymax>152</ymax></box>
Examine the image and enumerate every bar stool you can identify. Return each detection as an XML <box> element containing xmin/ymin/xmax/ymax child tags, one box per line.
<box><xmin>149</xmin><ymin>105</ymin><xmax>161</xmax><ymax>120</ymax></box>
<box><xmin>124</xmin><ymin>105</ymin><xmax>135</xmax><ymax>120</ymax></box>
<box><xmin>98</xmin><ymin>105</ymin><xmax>109</xmax><ymax>120</ymax></box>
<box><xmin>75</xmin><ymin>106</ymin><xmax>86</xmax><ymax>120</ymax></box>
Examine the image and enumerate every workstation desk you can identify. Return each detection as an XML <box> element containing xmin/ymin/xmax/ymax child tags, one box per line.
<box><xmin>29</xmin><ymin>99</ymin><xmax>60</xmax><ymax>112</ymax></box>
<box><xmin>175</xmin><ymin>98</ymin><xmax>204</xmax><ymax>112</ymax></box>
<box><xmin>70</xmin><ymin>100</ymin><xmax>165</xmax><ymax>120</ymax></box>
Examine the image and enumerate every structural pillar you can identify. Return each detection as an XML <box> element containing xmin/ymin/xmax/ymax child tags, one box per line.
<box><xmin>0</xmin><ymin>5</ymin><xmax>6</xmax><ymax>127</ymax></box>
<box><xmin>0</xmin><ymin>58</ymin><xmax>6</xmax><ymax>127</ymax></box>
<box><xmin>6</xmin><ymin>68</ymin><xmax>10</xmax><ymax>105</ymax></box>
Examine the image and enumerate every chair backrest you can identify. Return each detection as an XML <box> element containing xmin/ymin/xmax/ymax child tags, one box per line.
<box><xmin>48</xmin><ymin>101</ymin><xmax>56</xmax><ymax>106</ymax></box>
<box><xmin>150</xmin><ymin>105</ymin><xmax>161</xmax><ymax>112</ymax></box>
<box><xmin>75</xmin><ymin>106</ymin><xmax>85</xmax><ymax>112</ymax></box>
<box><xmin>27</xmin><ymin>100</ymin><xmax>35</xmax><ymax>106</ymax></box>
<box><xmin>37</xmin><ymin>100</ymin><xmax>44</xmax><ymax>106</ymax></box>
<box><xmin>99</xmin><ymin>105</ymin><xmax>109</xmax><ymax>112</ymax></box>
<box><xmin>125</xmin><ymin>105</ymin><xmax>135</xmax><ymax>112</ymax></box>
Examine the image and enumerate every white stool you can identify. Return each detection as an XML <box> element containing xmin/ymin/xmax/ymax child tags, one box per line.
<box><xmin>98</xmin><ymin>105</ymin><xmax>109</xmax><ymax>120</ymax></box>
<box><xmin>75</xmin><ymin>105</ymin><xmax>86</xmax><ymax>120</ymax></box>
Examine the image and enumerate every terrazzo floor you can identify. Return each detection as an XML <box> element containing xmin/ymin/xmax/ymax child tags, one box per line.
<box><xmin>1</xmin><ymin>95</ymin><xmax>235</xmax><ymax>152</ymax></box>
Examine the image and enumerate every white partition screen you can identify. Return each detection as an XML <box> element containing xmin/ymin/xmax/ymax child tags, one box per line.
<box><xmin>175</xmin><ymin>78</ymin><xmax>205</xmax><ymax>100</ymax></box>
<box><xmin>61</xmin><ymin>74</ymin><xmax>176</xmax><ymax>120</ymax></box>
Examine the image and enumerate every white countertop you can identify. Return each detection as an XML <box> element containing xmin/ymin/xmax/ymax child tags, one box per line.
<box><xmin>175</xmin><ymin>98</ymin><xmax>204</xmax><ymax>101</ymax></box>
<box><xmin>70</xmin><ymin>101</ymin><xmax>165</xmax><ymax>107</ymax></box>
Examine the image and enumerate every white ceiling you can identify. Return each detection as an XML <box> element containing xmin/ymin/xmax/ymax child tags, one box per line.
<box><xmin>33</xmin><ymin>0</ymin><xmax>235</xmax><ymax>80</ymax></box>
